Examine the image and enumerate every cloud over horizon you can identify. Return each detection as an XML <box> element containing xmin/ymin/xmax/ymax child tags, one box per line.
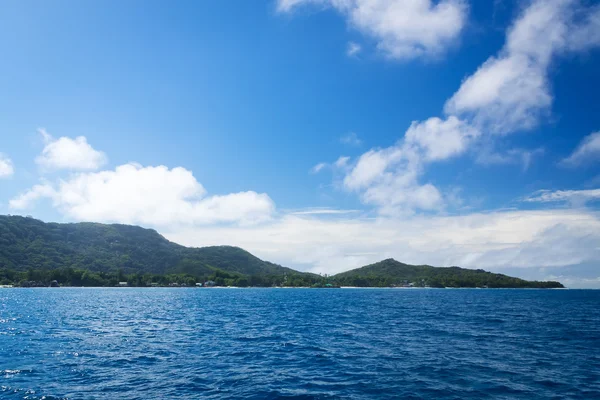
<box><xmin>11</xmin><ymin>161</ymin><xmax>275</xmax><ymax>227</ymax></box>
<box><xmin>165</xmin><ymin>208</ymin><xmax>600</xmax><ymax>287</ymax></box>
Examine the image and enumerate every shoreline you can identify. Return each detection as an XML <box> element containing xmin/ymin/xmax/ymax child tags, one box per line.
<box><xmin>0</xmin><ymin>286</ymin><xmax>574</xmax><ymax>290</ymax></box>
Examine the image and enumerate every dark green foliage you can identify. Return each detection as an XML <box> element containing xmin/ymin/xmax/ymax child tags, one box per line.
<box><xmin>333</xmin><ymin>259</ymin><xmax>564</xmax><ymax>288</ymax></box>
<box><xmin>0</xmin><ymin>266</ymin><xmax>326</xmax><ymax>288</ymax></box>
<box><xmin>0</xmin><ymin>215</ymin><xmax>296</xmax><ymax>277</ymax></box>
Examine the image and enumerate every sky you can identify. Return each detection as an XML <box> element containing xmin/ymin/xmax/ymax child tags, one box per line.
<box><xmin>1</xmin><ymin>0</ymin><xmax>600</xmax><ymax>287</ymax></box>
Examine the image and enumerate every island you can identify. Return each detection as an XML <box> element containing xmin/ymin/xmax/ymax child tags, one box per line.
<box><xmin>0</xmin><ymin>215</ymin><xmax>563</xmax><ymax>288</ymax></box>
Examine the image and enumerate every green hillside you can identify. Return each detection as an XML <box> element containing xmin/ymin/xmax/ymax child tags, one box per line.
<box><xmin>333</xmin><ymin>258</ymin><xmax>564</xmax><ymax>288</ymax></box>
<box><xmin>0</xmin><ymin>215</ymin><xmax>295</xmax><ymax>277</ymax></box>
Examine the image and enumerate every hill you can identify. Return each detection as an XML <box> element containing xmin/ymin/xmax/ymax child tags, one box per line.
<box><xmin>0</xmin><ymin>215</ymin><xmax>296</xmax><ymax>277</ymax></box>
<box><xmin>333</xmin><ymin>259</ymin><xmax>564</xmax><ymax>288</ymax></box>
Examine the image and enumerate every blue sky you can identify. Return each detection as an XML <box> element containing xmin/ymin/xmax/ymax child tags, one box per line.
<box><xmin>1</xmin><ymin>0</ymin><xmax>600</xmax><ymax>287</ymax></box>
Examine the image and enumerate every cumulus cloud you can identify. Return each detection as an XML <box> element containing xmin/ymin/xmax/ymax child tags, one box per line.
<box><xmin>445</xmin><ymin>0</ymin><xmax>600</xmax><ymax>134</ymax></box>
<box><xmin>524</xmin><ymin>188</ymin><xmax>600</xmax><ymax>205</ymax></box>
<box><xmin>404</xmin><ymin>116</ymin><xmax>479</xmax><ymax>161</ymax></box>
<box><xmin>10</xmin><ymin>163</ymin><xmax>275</xmax><ymax>226</ymax></box>
<box><xmin>343</xmin><ymin>147</ymin><xmax>441</xmax><ymax>214</ymax></box>
<box><xmin>36</xmin><ymin>129</ymin><xmax>107</xmax><ymax>171</ymax></box>
<box><xmin>0</xmin><ymin>154</ymin><xmax>14</xmax><ymax>178</ymax></box>
<box><xmin>166</xmin><ymin>208</ymin><xmax>600</xmax><ymax>285</ymax></box>
<box><xmin>339</xmin><ymin>116</ymin><xmax>476</xmax><ymax>214</ymax></box>
<box><xmin>278</xmin><ymin>0</ymin><xmax>469</xmax><ymax>60</ymax></box>
<box><xmin>561</xmin><ymin>131</ymin><xmax>600</xmax><ymax>167</ymax></box>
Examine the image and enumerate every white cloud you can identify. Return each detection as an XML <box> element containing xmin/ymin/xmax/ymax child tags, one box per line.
<box><xmin>561</xmin><ymin>131</ymin><xmax>600</xmax><ymax>167</ymax></box>
<box><xmin>0</xmin><ymin>154</ymin><xmax>14</xmax><ymax>178</ymax></box>
<box><xmin>340</xmin><ymin>132</ymin><xmax>362</xmax><ymax>146</ymax></box>
<box><xmin>342</xmin><ymin>144</ymin><xmax>444</xmax><ymax>214</ymax></box>
<box><xmin>278</xmin><ymin>0</ymin><xmax>469</xmax><ymax>60</ymax></box>
<box><xmin>445</xmin><ymin>0</ymin><xmax>600</xmax><ymax>134</ymax></box>
<box><xmin>404</xmin><ymin>116</ymin><xmax>479</xmax><ymax>161</ymax></box>
<box><xmin>340</xmin><ymin>116</ymin><xmax>476</xmax><ymax>214</ymax></box>
<box><xmin>165</xmin><ymin>208</ymin><xmax>600</xmax><ymax>285</ymax></box>
<box><xmin>311</xmin><ymin>162</ymin><xmax>328</xmax><ymax>173</ymax></box>
<box><xmin>343</xmin><ymin>146</ymin><xmax>403</xmax><ymax>190</ymax></box>
<box><xmin>10</xmin><ymin>163</ymin><xmax>275</xmax><ymax>226</ymax></box>
<box><xmin>524</xmin><ymin>188</ymin><xmax>600</xmax><ymax>205</ymax></box>
<box><xmin>346</xmin><ymin>41</ymin><xmax>362</xmax><ymax>56</ymax></box>
<box><xmin>36</xmin><ymin>129</ymin><xmax>107</xmax><ymax>171</ymax></box>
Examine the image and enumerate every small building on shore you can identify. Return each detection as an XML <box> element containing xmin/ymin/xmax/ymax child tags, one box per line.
<box><xmin>118</xmin><ymin>282</ymin><xmax>128</xmax><ymax>287</ymax></box>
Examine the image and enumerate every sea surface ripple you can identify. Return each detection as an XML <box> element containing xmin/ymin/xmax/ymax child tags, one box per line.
<box><xmin>1</xmin><ymin>288</ymin><xmax>599</xmax><ymax>399</ymax></box>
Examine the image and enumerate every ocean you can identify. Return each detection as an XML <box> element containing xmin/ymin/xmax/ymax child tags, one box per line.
<box><xmin>1</xmin><ymin>288</ymin><xmax>599</xmax><ymax>399</ymax></box>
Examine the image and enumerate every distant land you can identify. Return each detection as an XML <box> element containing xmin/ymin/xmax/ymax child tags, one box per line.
<box><xmin>0</xmin><ymin>215</ymin><xmax>563</xmax><ymax>288</ymax></box>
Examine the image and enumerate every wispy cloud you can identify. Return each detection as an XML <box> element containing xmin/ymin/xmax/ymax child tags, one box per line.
<box><xmin>561</xmin><ymin>131</ymin><xmax>600</xmax><ymax>167</ymax></box>
<box><xmin>334</xmin><ymin>156</ymin><xmax>350</xmax><ymax>168</ymax></box>
<box><xmin>346</xmin><ymin>41</ymin><xmax>361</xmax><ymax>57</ymax></box>
<box><xmin>310</xmin><ymin>162</ymin><xmax>328</xmax><ymax>174</ymax></box>
<box><xmin>524</xmin><ymin>188</ymin><xmax>600</xmax><ymax>205</ymax></box>
<box><xmin>340</xmin><ymin>132</ymin><xmax>362</xmax><ymax>146</ymax></box>
<box><xmin>476</xmin><ymin>146</ymin><xmax>544</xmax><ymax>171</ymax></box>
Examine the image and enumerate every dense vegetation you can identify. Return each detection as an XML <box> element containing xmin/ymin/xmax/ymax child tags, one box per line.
<box><xmin>0</xmin><ymin>215</ymin><xmax>296</xmax><ymax>276</ymax></box>
<box><xmin>0</xmin><ymin>266</ymin><xmax>326</xmax><ymax>288</ymax></box>
<box><xmin>334</xmin><ymin>259</ymin><xmax>564</xmax><ymax>288</ymax></box>
<box><xmin>0</xmin><ymin>215</ymin><xmax>563</xmax><ymax>288</ymax></box>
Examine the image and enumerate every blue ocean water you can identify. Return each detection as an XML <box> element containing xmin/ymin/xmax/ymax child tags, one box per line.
<box><xmin>1</xmin><ymin>288</ymin><xmax>599</xmax><ymax>399</ymax></box>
